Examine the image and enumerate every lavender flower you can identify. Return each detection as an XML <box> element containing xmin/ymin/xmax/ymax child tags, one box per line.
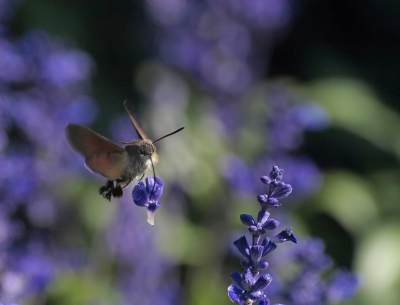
<box><xmin>0</xmin><ymin>1</ymin><xmax>97</xmax><ymax>302</ymax></box>
<box><xmin>228</xmin><ymin>166</ymin><xmax>296</xmax><ymax>305</ymax></box>
<box><xmin>132</xmin><ymin>176</ymin><xmax>164</xmax><ymax>225</ymax></box>
<box><xmin>146</xmin><ymin>0</ymin><xmax>293</xmax><ymax>97</ymax></box>
<box><xmin>279</xmin><ymin>238</ymin><xmax>359</xmax><ymax>305</ymax></box>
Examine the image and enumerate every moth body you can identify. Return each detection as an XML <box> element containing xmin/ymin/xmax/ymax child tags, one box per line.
<box><xmin>119</xmin><ymin>140</ymin><xmax>156</xmax><ymax>184</ymax></box>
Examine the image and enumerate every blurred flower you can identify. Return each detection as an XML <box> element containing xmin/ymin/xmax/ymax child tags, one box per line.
<box><xmin>278</xmin><ymin>238</ymin><xmax>359</xmax><ymax>305</ymax></box>
<box><xmin>132</xmin><ymin>176</ymin><xmax>164</xmax><ymax>225</ymax></box>
<box><xmin>326</xmin><ymin>269</ymin><xmax>359</xmax><ymax>303</ymax></box>
<box><xmin>0</xmin><ymin>2</ymin><xmax>97</xmax><ymax>302</ymax></box>
<box><xmin>146</xmin><ymin>0</ymin><xmax>293</xmax><ymax>96</ymax></box>
<box><xmin>107</xmin><ymin>195</ymin><xmax>180</xmax><ymax>305</ymax></box>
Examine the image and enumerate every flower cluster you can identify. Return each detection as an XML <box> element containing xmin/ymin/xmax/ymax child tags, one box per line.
<box><xmin>228</xmin><ymin>166</ymin><xmax>297</xmax><ymax>305</ymax></box>
<box><xmin>0</xmin><ymin>1</ymin><xmax>96</xmax><ymax>301</ymax></box>
<box><xmin>132</xmin><ymin>176</ymin><xmax>164</xmax><ymax>225</ymax></box>
<box><xmin>145</xmin><ymin>0</ymin><xmax>292</xmax><ymax>97</ymax></box>
<box><xmin>280</xmin><ymin>238</ymin><xmax>359</xmax><ymax>305</ymax></box>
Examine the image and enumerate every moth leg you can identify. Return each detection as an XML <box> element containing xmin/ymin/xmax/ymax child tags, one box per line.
<box><xmin>138</xmin><ymin>174</ymin><xmax>145</xmax><ymax>181</ymax></box>
<box><xmin>99</xmin><ymin>180</ymin><xmax>122</xmax><ymax>201</ymax></box>
<box><xmin>99</xmin><ymin>180</ymin><xmax>113</xmax><ymax>195</ymax></box>
<box><xmin>110</xmin><ymin>185</ymin><xmax>123</xmax><ymax>198</ymax></box>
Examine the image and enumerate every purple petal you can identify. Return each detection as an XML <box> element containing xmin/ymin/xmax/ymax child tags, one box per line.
<box><xmin>240</xmin><ymin>260</ymin><xmax>250</xmax><ymax>269</ymax></box>
<box><xmin>132</xmin><ymin>181</ymin><xmax>149</xmax><ymax>206</ymax></box>
<box><xmin>146</xmin><ymin>202</ymin><xmax>161</xmax><ymax>226</ymax></box>
<box><xmin>147</xmin><ymin>201</ymin><xmax>161</xmax><ymax>212</ymax></box>
<box><xmin>257</xmin><ymin>261</ymin><xmax>269</xmax><ymax>270</ymax></box>
<box><xmin>240</xmin><ymin>214</ymin><xmax>255</xmax><ymax>226</ymax></box>
<box><xmin>290</xmin><ymin>232</ymin><xmax>298</xmax><ymax>244</ymax></box>
<box><xmin>262</xmin><ymin>219</ymin><xmax>279</xmax><ymax>230</ymax></box>
<box><xmin>242</xmin><ymin>268</ymin><xmax>255</xmax><ymax>290</ymax></box>
<box><xmin>271</xmin><ymin>182</ymin><xmax>292</xmax><ymax>199</ymax></box>
<box><xmin>145</xmin><ymin>176</ymin><xmax>164</xmax><ymax>201</ymax></box>
<box><xmin>257</xmin><ymin>210</ymin><xmax>270</xmax><ymax>224</ymax></box>
<box><xmin>250</xmin><ymin>245</ymin><xmax>263</xmax><ymax>263</ymax></box>
<box><xmin>249</xmin><ymin>225</ymin><xmax>258</xmax><ymax>233</ymax></box>
<box><xmin>249</xmin><ymin>290</ymin><xmax>263</xmax><ymax>300</ymax></box>
<box><xmin>261</xmin><ymin>238</ymin><xmax>277</xmax><ymax>257</ymax></box>
<box><xmin>266</xmin><ymin>197</ymin><xmax>280</xmax><ymax>207</ymax></box>
<box><xmin>257</xmin><ymin>194</ymin><xmax>268</xmax><ymax>204</ymax></box>
<box><xmin>260</xmin><ymin>176</ymin><xmax>271</xmax><ymax>184</ymax></box>
<box><xmin>230</xmin><ymin>272</ymin><xmax>244</xmax><ymax>290</ymax></box>
<box><xmin>233</xmin><ymin>236</ymin><xmax>250</xmax><ymax>258</ymax></box>
<box><xmin>252</xmin><ymin>274</ymin><xmax>272</xmax><ymax>292</ymax></box>
<box><xmin>228</xmin><ymin>285</ymin><xmax>242</xmax><ymax>304</ymax></box>
<box><xmin>145</xmin><ymin>176</ymin><xmax>165</xmax><ymax>189</ymax></box>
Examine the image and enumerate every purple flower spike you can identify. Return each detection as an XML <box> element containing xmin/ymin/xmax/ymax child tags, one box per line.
<box><xmin>228</xmin><ymin>166</ymin><xmax>296</xmax><ymax>304</ymax></box>
<box><xmin>132</xmin><ymin>176</ymin><xmax>164</xmax><ymax>225</ymax></box>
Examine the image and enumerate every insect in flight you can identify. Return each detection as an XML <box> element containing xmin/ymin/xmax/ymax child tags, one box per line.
<box><xmin>65</xmin><ymin>100</ymin><xmax>184</xmax><ymax>200</ymax></box>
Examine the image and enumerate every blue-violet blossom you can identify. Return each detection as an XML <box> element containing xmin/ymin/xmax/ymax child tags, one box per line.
<box><xmin>132</xmin><ymin>176</ymin><xmax>164</xmax><ymax>225</ymax></box>
<box><xmin>228</xmin><ymin>166</ymin><xmax>297</xmax><ymax>305</ymax></box>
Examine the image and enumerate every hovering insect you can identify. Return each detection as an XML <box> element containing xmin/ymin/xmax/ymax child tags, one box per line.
<box><xmin>65</xmin><ymin>100</ymin><xmax>184</xmax><ymax>200</ymax></box>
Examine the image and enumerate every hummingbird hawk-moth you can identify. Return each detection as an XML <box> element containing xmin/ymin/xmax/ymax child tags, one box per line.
<box><xmin>65</xmin><ymin>100</ymin><xmax>184</xmax><ymax>200</ymax></box>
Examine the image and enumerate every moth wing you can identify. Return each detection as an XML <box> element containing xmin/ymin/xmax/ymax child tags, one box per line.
<box><xmin>123</xmin><ymin>100</ymin><xmax>149</xmax><ymax>140</ymax></box>
<box><xmin>65</xmin><ymin>123</ymin><xmax>128</xmax><ymax>179</ymax></box>
<box><xmin>85</xmin><ymin>151</ymin><xmax>128</xmax><ymax>180</ymax></box>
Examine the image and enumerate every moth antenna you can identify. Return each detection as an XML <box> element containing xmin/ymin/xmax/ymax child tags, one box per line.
<box><xmin>152</xmin><ymin>127</ymin><xmax>184</xmax><ymax>144</ymax></box>
<box><xmin>123</xmin><ymin>100</ymin><xmax>146</xmax><ymax>140</ymax></box>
